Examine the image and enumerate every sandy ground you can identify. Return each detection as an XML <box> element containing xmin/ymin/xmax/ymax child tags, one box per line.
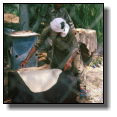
<box><xmin>82</xmin><ymin>65</ymin><xmax>103</xmax><ymax>103</ymax></box>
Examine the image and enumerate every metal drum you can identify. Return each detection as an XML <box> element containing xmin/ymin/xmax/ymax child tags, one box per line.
<box><xmin>5</xmin><ymin>31</ymin><xmax>39</xmax><ymax>70</ymax></box>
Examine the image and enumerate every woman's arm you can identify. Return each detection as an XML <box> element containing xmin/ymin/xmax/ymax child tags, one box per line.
<box><xmin>64</xmin><ymin>51</ymin><xmax>78</xmax><ymax>71</ymax></box>
<box><xmin>20</xmin><ymin>47</ymin><xmax>37</xmax><ymax>68</ymax></box>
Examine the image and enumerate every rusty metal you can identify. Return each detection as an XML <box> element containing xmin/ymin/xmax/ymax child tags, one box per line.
<box><xmin>76</xmin><ymin>28</ymin><xmax>97</xmax><ymax>56</ymax></box>
<box><xmin>75</xmin><ymin>28</ymin><xmax>97</xmax><ymax>64</ymax></box>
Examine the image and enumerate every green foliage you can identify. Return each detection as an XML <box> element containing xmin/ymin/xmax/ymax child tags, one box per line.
<box><xmin>28</xmin><ymin>4</ymin><xmax>53</xmax><ymax>32</ymax></box>
<box><xmin>4</xmin><ymin>4</ymin><xmax>19</xmax><ymax>16</ymax></box>
<box><xmin>4</xmin><ymin>4</ymin><xmax>103</xmax><ymax>44</ymax></box>
<box><xmin>62</xmin><ymin>4</ymin><xmax>103</xmax><ymax>44</ymax></box>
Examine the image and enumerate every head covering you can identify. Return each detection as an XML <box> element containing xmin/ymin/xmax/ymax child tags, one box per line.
<box><xmin>50</xmin><ymin>18</ymin><xmax>70</xmax><ymax>37</ymax></box>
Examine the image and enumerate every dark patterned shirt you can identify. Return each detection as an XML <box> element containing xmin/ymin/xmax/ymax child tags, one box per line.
<box><xmin>33</xmin><ymin>26</ymin><xmax>78</xmax><ymax>53</ymax></box>
<box><xmin>33</xmin><ymin>26</ymin><xmax>80</xmax><ymax>69</ymax></box>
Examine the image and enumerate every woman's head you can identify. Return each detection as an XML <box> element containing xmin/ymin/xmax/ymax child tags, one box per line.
<box><xmin>50</xmin><ymin>18</ymin><xmax>70</xmax><ymax>37</ymax></box>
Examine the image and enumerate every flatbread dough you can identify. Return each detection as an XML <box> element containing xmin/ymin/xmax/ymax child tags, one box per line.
<box><xmin>17</xmin><ymin>69</ymin><xmax>62</xmax><ymax>93</ymax></box>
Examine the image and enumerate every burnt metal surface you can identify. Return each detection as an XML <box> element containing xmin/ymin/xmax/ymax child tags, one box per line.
<box><xmin>75</xmin><ymin>28</ymin><xmax>97</xmax><ymax>64</ymax></box>
<box><xmin>5</xmin><ymin>30</ymin><xmax>40</xmax><ymax>37</ymax></box>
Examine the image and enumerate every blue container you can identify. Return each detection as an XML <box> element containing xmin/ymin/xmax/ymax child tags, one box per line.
<box><xmin>5</xmin><ymin>31</ymin><xmax>39</xmax><ymax>70</ymax></box>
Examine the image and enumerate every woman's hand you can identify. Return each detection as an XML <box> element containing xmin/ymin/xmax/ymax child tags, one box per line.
<box><xmin>20</xmin><ymin>47</ymin><xmax>37</xmax><ymax>68</ymax></box>
<box><xmin>73</xmin><ymin>30</ymin><xmax>77</xmax><ymax>34</ymax></box>
<box><xmin>20</xmin><ymin>59</ymin><xmax>29</xmax><ymax>68</ymax></box>
<box><xmin>64</xmin><ymin>51</ymin><xmax>78</xmax><ymax>71</ymax></box>
<box><xmin>64</xmin><ymin>59</ymin><xmax>72</xmax><ymax>71</ymax></box>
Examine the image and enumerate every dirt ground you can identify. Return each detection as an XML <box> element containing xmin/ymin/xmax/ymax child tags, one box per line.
<box><xmin>3</xmin><ymin>13</ymin><xmax>103</xmax><ymax>103</ymax></box>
